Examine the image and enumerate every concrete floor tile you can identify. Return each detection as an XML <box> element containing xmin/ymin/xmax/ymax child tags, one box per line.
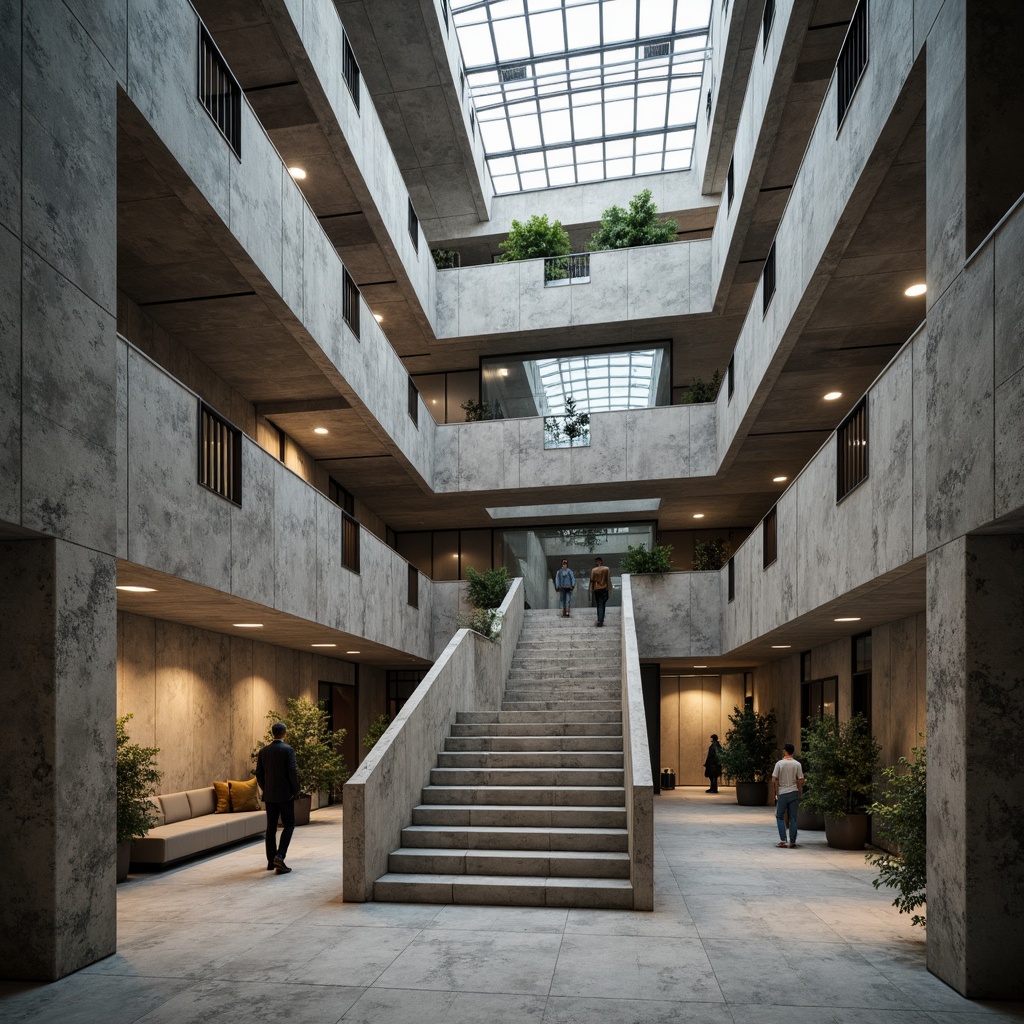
<box><xmin>0</xmin><ymin>974</ymin><xmax>189</xmax><ymax>1024</ymax></box>
<box><xmin>729</xmin><ymin>1005</ymin><xmax>934</xmax><ymax>1024</ymax></box>
<box><xmin>297</xmin><ymin>900</ymin><xmax>444</xmax><ymax>930</ymax></box>
<box><xmin>685</xmin><ymin>894</ymin><xmax>843</xmax><ymax>942</ymax></box>
<box><xmin>549</xmin><ymin>934</ymin><xmax>724</xmax><ymax>1002</ymax></box>
<box><xmin>542</xmin><ymin>996</ymin><xmax>734</xmax><ymax>1024</ymax></box>
<box><xmin>371</xmin><ymin>929</ymin><xmax>562</xmax><ymax>995</ymax></box>
<box><xmin>564</xmin><ymin>906</ymin><xmax>698</xmax><ymax>937</ymax></box>
<box><xmin>426</xmin><ymin>904</ymin><xmax>568</xmax><ymax>933</ymax></box>
<box><xmin>341</xmin><ymin>987</ymin><xmax>547</xmax><ymax>1023</ymax></box>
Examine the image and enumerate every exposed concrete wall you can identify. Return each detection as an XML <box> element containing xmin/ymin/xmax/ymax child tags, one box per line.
<box><xmin>630</xmin><ymin>572</ymin><xmax>722</xmax><ymax>660</ymax></box>
<box><xmin>116</xmin><ymin>611</ymin><xmax>385</xmax><ymax>792</ymax></box>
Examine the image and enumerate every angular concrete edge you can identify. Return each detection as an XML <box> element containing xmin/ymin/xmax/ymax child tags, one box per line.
<box><xmin>620</xmin><ymin>575</ymin><xmax>655</xmax><ymax>910</ymax></box>
<box><xmin>343</xmin><ymin>578</ymin><xmax>525</xmax><ymax>901</ymax></box>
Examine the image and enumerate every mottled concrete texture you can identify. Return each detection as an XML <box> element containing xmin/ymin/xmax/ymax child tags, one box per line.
<box><xmin>0</xmin><ymin>539</ymin><xmax>117</xmax><ymax>981</ymax></box>
<box><xmin>927</xmin><ymin>535</ymin><xmax>1024</xmax><ymax>999</ymax></box>
<box><xmin>630</xmin><ymin>572</ymin><xmax>722</xmax><ymax>659</ymax></box>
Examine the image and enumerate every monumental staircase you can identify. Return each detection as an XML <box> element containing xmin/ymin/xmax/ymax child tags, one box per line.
<box><xmin>372</xmin><ymin>608</ymin><xmax>633</xmax><ymax>908</ymax></box>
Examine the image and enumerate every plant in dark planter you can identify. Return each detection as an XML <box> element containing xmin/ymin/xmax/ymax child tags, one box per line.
<box><xmin>621</xmin><ymin>543</ymin><xmax>674</xmax><ymax>574</ymax></box>
<box><xmin>802</xmin><ymin>713</ymin><xmax>880</xmax><ymax>849</ymax></box>
<box><xmin>719</xmin><ymin>705</ymin><xmax>778</xmax><ymax>805</ymax></box>
<box><xmin>795</xmin><ymin>751</ymin><xmax>824</xmax><ymax>831</ymax></box>
<box><xmin>255</xmin><ymin>697</ymin><xmax>349</xmax><ymax>825</ymax></box>
<box><xmin>116</xmin><ymin>714</ymin><xmax>161</xmax><ymax>882</ymax></box>
<box><xmin>866</xmin><ymin>742</ymin><xmax>927</xmax><ymax>925</ymax></box>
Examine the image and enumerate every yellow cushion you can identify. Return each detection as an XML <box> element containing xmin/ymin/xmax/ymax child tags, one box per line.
<box><xmin>213</xmin><ymin>781</ymin><xmax>231</xmax><ymax>814</ymax></box>
<box><xmin>228</xmin><ymin>777</ymin><xmax>260</xmax><ymax>812</ymax></box>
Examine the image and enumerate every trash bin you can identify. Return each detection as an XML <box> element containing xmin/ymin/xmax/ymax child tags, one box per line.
<box><xmin>660</xmin><ymin>768</ymin><xmax>676</xmax><ymax>790</ymax></box>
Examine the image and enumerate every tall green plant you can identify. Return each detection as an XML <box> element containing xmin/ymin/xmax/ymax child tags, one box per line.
<box><xmin>544</xmin><ymin>394</ymin><xmax>591</xmax><ymax>448</ymax></box>
<box><xmin>457</xmin><ymin>607</ymin><xmax>502</xmax><ymax>641</ymax></box>
<box><xmin>620</xmin><ymin>543</ymin><xmax>674</xmax><ymax>574</ymax></box>
<box><xmin>254</xmin><ymin>696</ymin><xmax>349</xmax><ymax>795</ymax></box>
<box><xmin>362</xmin><ymin>713</ymin><xmax>392</xmax><ymax>751</ymax></box>
<box><xmin>692</xmin><ymin>538</ymin><xmax>728</xmax><ymax>571</ymax></box>
<box><xmin>465</xmin><ymin>565</ymin><xmax>511</xmax><ymax>609</ymax></box>
<box><xmin>719</xmin><ymin>705</ymin><xmax>778</xmax><ymax>783</ymax></box>
<box><xmin>116</xmin><ymin>714</ymin><xmax>162</xmax><ymax>845</ymax></box>
<box><xmin>589</xmin><ymin>188</ymin><xmax>678</xmax><ymax>250</ymax></box>
<box><xmin>683</xmin><ymin>369</ymin><xmax>722</xmax><ymax>403</ymax></box>
<box><xmin>867</xmin><ymin>743</ymin><xmax>927</xmax><ymax>926</ymax></box>
<box><xmin>802</xmin><ymin>714</ymin><xmax>880</xmax><ymax>817</ymax></box>
<box><xmin>498</xmin><ymin>214</ymin><xmax>571</xmax><ymax>276</ymax></box>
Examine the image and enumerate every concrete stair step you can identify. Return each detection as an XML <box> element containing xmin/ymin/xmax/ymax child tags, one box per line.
<box><xmin>508</xmin><ymin>668</ymin><xmax>620</xmax><ymax>681</ymax></box>
<box><xmin>457</xmin><ymin>710</ymin><xmax>621</xmax><ymax>724</ymax></box>
<box><xmin>444</xmin><ymin>736</ymin><xmax>623</xmax><ymax>752</ymax></box>
<box><xmin>429</xmin><ymin>766</ymin><xmax>624</xmax><ymax>787</ymax></box>
<box><xmin>411</xmin><ymin>804</ymin><xmax>628</xmax><ymax>828</ymax></box>
<box><xmin>399</xmin><ymin>824</ymin><xmax>628</xmax><ymax>852</ymax></box>
<box><xmin>421</xmin><ymin>785</ymin><xmax>626</xmax><ymax>807</ymax></box>
<box><xmin>436</xmin><ymin>750</ymin><xmax>624</xmax><ymax>769</ymax></box>
<box><xmin>387</xmin><ymin>848</ymin><xmax>631</xmax><ymax>879</ymax></box>
<box><xmin>450</xmin><ymin>722</ymin><xmax>622</xmax><ymax>737</ymax></box>
<box><xmin>501</xmin><ymin>701</ymin><xmax>622</xmax><ymax>713</ymax></box>
<box><xmin>373</xmin><ymin>873</ymin><xmax>634</xmax><ymax>909</ymax></box>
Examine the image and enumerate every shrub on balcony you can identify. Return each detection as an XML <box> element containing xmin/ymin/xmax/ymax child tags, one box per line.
<box><xmin>621</xmin><ymin>543</ymin><xmax>674</xmax><ymax>574</ymax></box>
<box><xmin>498</xmin><ymin>215</ymin><xmax>571</xmax><ymax>280</ymax></box>
<box><xmin>693</xmin><ymin>538</ymin><xmax>729</xmax><ymax>571</ymax></box>
<box><xmin>431</xmin><ymin>248</ymin><xmax>460</xmax><ymax>269</ymax></box>
<box><xmin>460</xmin><ymin>398</ymin><xmax>493</xmax><ymax>421</ymax></box>
<box><xmin>588</xmin><ymin>188</ymin><xmax>678</xmax><ymax>251</ymax></box>
<box><xmin>683</xmin><ymin>369</ymin><xmax>722</xmax><ymax>403</ymax></box>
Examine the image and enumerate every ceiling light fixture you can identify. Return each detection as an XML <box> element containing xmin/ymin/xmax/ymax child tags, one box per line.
<box><xmin>773</xmin><ymin>476</ymin><xmax>787</xmax><ymax>483</ymax></box>
<box><xmin>311</xmin><ymin>643</ymin><xmax>337</xmax><ymax>648</ymax></box>
<box><xmin>374</xmin><ymin>313</ymin><xmax>383</xmax><ymax>322</ymax></box>
<box><xmin>693</xmin><ymin>664</ymin><xmax>708</xmax><ymax>669</ymax></box>
<box><xmin>116</xmin><ymin>585</ymin><xmax>157</xmax><ymax>593</ymax></box>
<box><xmin>834</xmin><ymin>616</ymin><xmax>861</xmax><ymax>622</ymax></box>
<box><xmin>313</xmin><ymin>427</ymin><xmax>329</xmax><ymax>435</ymax></box>
<box><xmin>346</xmin><ymin>650</ymin><xmax>361</xmax><ymax>654</ymax></box>
<box><xmin>771</xmin><ymin>644</ymin><xmax>792</xmax><ymax>649</ymax></box>
<box><xmin>233</xmin><ymin>623</ymin><xmax>264</xmax><ymax>628</ymax></box>
<box><xmin>693</xmin><ymin>513</ymin><xmax>705</xmax><ymax>519</ymax></box>
<box><xmin>498</xmin><ymin>368</ymin><xmax>509</xmax><ymax>377</ymax></box>
<box><xmin>824</xmin><ymin>391</ymin><xmax>842</xmax><ymax>401</ymax></box>
<box><xmin>288</xmin><ymin>166</ymin><xmax>306</xmax><ymax>180</ymax></box>
<box><xmin>904</xmin><ymin>283</ymin><xmax>926</xmax><ymax>297</ymax></box>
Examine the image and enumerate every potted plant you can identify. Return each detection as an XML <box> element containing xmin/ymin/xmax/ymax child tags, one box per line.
<box><xmin>621</xmin><ymin>543</ymin><xmax>674</xmax><ymax>574</ymax></box>
<box><xmin>116</xmin><ymin>714</ymin><xmax>161</xmax><ymax>882</ymax></box>
<box><xmin>795</xmin><ymin>750</ymin><xmax>824</xmax><ymax>831</ymax></box>
<box><xmin>802</xmin><ymin>713</ymin><xmax>880</xmax><ymax>849</ymax></box>
<box><xmin>498</xmin><ymin>213</ymin><xmax>572</xmax><ymax>281</ymax></box>
<box><xmin>255</xmin><ymin>696</ymin><xmax>349</xmax><ymax>825</ymax></box>
<box><xmin>458</xmin><ymin>565</ymin><xmax>511</xmax><ymax>640</ymax></box>
<box><xmin>718</xmin><ymin>705</ymin><xmax>778</xmax><ymax>805</ymax></box>
<box><xmin>866</xmin><ymin>742</ymin><xmax>927</xmax><ymax>925</ymax></box>
<box><xmin>588</xmin><ymin>188</ymin><xmax>678</xmax><ymax>250</ymax></box>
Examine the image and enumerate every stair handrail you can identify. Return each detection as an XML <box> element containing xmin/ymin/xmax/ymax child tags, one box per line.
<box><xmin>342</xmin><ymin>577</ymin><xmax>525</xmax><ymax>902</ymax></box>
<box><xmin>620</xmin><ymin>574</ymin><xmax>655</xmax><ymax>910</ymax></box>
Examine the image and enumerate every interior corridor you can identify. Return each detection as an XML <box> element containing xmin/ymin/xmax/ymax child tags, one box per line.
<box><xmin>3</xmin><ymin>790</ymin><xmax>1018</xmax><ymax>1023</ymax></box>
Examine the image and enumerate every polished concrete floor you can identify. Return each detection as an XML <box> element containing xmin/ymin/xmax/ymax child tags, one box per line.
<box><xmin>4</xmin><ymin>788</ymin><xmax>1021</xmax><ymax>1023</ymax></box>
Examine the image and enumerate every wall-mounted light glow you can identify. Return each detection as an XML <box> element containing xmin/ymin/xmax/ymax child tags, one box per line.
<box><xmin>116</xmin><ymin>585</ymin><xmax>157</xmax><ymax>593</ymax></box>
<box><xmin>498</xmin><ymin>368</ymin><xmax>509</xmax><ymax>377</ymax></box>
<box><xmin>773</xmin><ymin>476</ymin><xmax>787</xmax><ymax>483</ymax></box>
<box><xmin>824</xmin><ymin>391</ymin><xmax>842</xmax><ymax>401</ymax></box>
<box><xmin>288</xmin><ymin>167</ymin><xmax>306</xmax><ymax>180</ymax></box>
<box><xmin>693</xmin><ymin>513</ymin><xmax>705</xmax><ymax>519</ymax></box>
<box><xmin>311</xmin><ymin>643</ymin><xmax>337</xmax><ymax>648</ymax></box>
<box><xmin>374</xmin><ymin>313</ymin><xmax>383</xmax><ymax>322</ymax></box>
<box><xmin>771</xmin><ymin>644</ymin><xmax>792</xmax><ymax>649</ymax></box>
<box><xmin>234</xmin><ymin>623</ymin><xmax>264</xmax><ymax>628</ymax></box>
<box><xmin>904</xmin><ymin>283</ymin><xmax>926</xmax><ymax>297</ymax></box>
<box><xmin>834</xmin><ymin>616</ymin><xmax>861</xmax><ymax>622</ymax></box>
<box><xmin>313</xmin><ymin>427</ymin><xmax>329</xmax><ymax>435</ymax></box>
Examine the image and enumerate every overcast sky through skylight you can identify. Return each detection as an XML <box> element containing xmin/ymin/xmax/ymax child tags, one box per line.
<box><xmin>452</xmin><ymin>0</ymin><xmax>712</xmax><ymax>194</ymax></box>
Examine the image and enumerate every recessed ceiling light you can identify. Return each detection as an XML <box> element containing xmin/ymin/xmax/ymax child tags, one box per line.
<box><xmin>834</xmin><ymin>616</ymin><xmax>861</xmax><ymax>622</ymax></box>
<box><xmin>771</xmin><ymin>644</ymin><xmax>792</xmax><ymax>649</ymax></box>
<box><xmin>313</xmin><ymin>427</ymin><xmax>329</xmax><ymax>435</ymax></box>
<box><xmin>374</xmin><ymin>313</ymin><xmax>383</xmax><ymax>322</ymax></box>
<box><xmin>904</xmin><ymin>283</ymin><xmax>926</xmax><ymax>297</ymax></box>
<box><xmin>773</xmin><ymin>476</ymin><xmax>787</xmax><ymax>483</ymax></box>
<box><xmin>693</xmin><ymin>513</ymin><xmax>705</xmax><ymax>519</ymax></box>
<box><xmin>288</xmin><ymin>166</ymin><xmax>306</xmax><ymax>180</ymax></box>
<box><xmin>346</xmin><ymin>650</ymin><xmax>361</xmax><ymax>654</ymax></box>
<box><xmin>116</xmin><ymin>585</ymin><xmax>157</xmax><ymax>593</ymax></box>
<box><xmin>234</xmin><ymin>623</ymin><xmax>264</xmax><ymax>628</ymax></box>
<box><xmin>693</xmin><ymin>665</ymin><xmax>708</xmax><ymax>669</ymax></box>
<box><xmin>824</xmin><ymin>391</ymin><xmax>842</xmax><ymax>401</ymax></box>
<box><xmin>311</xmin><ymin>643</ymin><xmax>337</xmax><ymax>648</ymax></box>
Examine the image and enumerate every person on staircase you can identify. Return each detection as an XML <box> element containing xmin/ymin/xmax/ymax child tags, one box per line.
<box><xmin>590</xmin><ymin>556</ymin><xmax>611</xmax><ymax>626</ymax></box>
<box><xmin>554</xmin><ymin>558</ymin><xmax>576</xmax><ymax>617</ymax></box>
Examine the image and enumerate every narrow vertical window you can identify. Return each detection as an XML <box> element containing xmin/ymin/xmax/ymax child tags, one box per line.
<box><xmin>342</xmin><ymin>268</ymin><xmax>360</xmax><ymax>339</ymax></box>
<box><xmin>408</xmin><ymin>378</ymin><xmax>420</xmax><ymax>426</ymax></box>
<box><xmin>836</xmin><ymin>0</ymin><xmax>868</xmax><ymax>127</ymax></box>
<box><xmin>836</xmin><ymin>398</ymin><xmax>868</xmax><ymax>500</ymax></box>
<box><xmin>407</xmin><ymin>200</ymin><xmax>419</xmax><ymax>253</ymax></box>
<box><xmin>762</xmin><ymin>0</ymin><xmax>775</xmax><ymax>55</ymax></box>
<box><xmin>342</xmin><ymin>510</ymin><xmax>360</xmax><ymax>573</ymax></box>
<box><xmin>342</xmin><ymin>32</ymin><xmax>361</xmax><ymax>113</ymax></box>
<box><xmin>407</xmin><ymin>564</ymin><xmax>419</xmax><ymax>608</ymax></box>
<box><xmin>727</xmin><ymin>557</ymin><xmax>735</xmax><ymax>602</ymax></box>
<box><xmin>727</xmin><ymin>158</ymin><xmax>735</xmax><ymax>210</ymax></box>
<box><xmin>198</xmin><ymin>403</ymin><xmax>242</xmax><ymax>505</ymax></box>
<box><xmin>197</xmin><ymin>24</ymin><xmax>242</xmax><ymax>157</ymax></box>
<box><xmin>762</xmin><ymin>241</ymin><xmax>776</xmax><ymax>316</ymax></box>
<box><xmin>727</xmin><ymin>355</ymin><xmax>735</xmax><ymax>400</ymax></box>
<box><xmin>763</xmin><ymin>505</ymin><xmax>777</xmax><ymax>569</ymax></box>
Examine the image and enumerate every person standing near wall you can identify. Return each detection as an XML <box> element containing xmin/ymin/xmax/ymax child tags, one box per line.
<box><xmin>772</xmin><ymin>743</ymin><xmax>804</xmax><ymax>848</ymax></box>
<box><xmin>590</xmin><ymin>556</ymin><xmax>611</xmax><ymax>627</ymax></box>
<box><xmin>704</xmin><ymin>734</ymin><xmax>723</xmax><ymax>793</ymax></box>
<box><xmin>256</xmin><ymin>722</ymin><xmax>300</xmax><ymax>873</ymax></box>
<box><xmin>554</xmin><ymin>558</ymin><xmax>576</xmax><ymax>617</ymax></box>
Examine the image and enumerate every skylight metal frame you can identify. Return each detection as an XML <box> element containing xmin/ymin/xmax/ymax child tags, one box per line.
<box><xmin>452</xmin><ymin>0</ymin><xmax>711</xmax><ymax>193</ymax></box>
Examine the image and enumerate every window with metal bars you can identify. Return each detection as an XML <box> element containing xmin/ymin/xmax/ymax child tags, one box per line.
<box><xmin>836</xmin><ymin>0</ymin><xmax>868</xmax><ymax>127</ymax></box>
<box><xmin>342</xmin><ymin>32</ymin><xmax>361</xmax><ymax>113</ymax></box>
<box><xmin>727</xmin><ymin>158</ymin><xmax>734</xmax><ymax>210</ymax></box>
<box><xmin>762</xmin><ymin>241</ymin><xmax>776</xmax><ymax>315</ymax></box>
<box><xmin>198</xmin><ymin>403</ymin><xmax>242</xmax><ymax>505</ymax></box>
<box><xmin>407</xmin><ymin>564</ymin><xmax>419</xmax><ymax>608</ymax></box>
<box><xmin>727</xmin><ymin>557</ymin><xmax>735</xmax><ymax>602</ymax></box>
<box><xmin>407</xmin><ymin>200</ymin><xmax>419</xmax><ymax>252</ymax></box>
<box><xmin>342</xmin><ymin>268</ymin><xmax>360</xmax><ymax>339</ymax></box>
<box><xmin>762</xmin><ymin>0</ymin><xmax>775</xmax><ymax>54</ymax></box>
<box><xmin>342</xmin><ymin>510</ymin><xmax>360</xmax><ymax>574</ymax></box>
<box><xmin>197</xmin><ymin>25</ymin><xmax>242</xmax><ymax>158</ymax></box>
<box><xmin>408</xmin><ymin>378</ymin><xmax>419</xmax><ymax>426</ymax></box>
<box><xmin>836</xmin><ymin>398</ymin><xmax>868</xmax><ymax>500</ymax></box>
<box><xmin>763</xmin><ymin>505</ymin><xmax>777</xmax><ymax>569</ymax></box>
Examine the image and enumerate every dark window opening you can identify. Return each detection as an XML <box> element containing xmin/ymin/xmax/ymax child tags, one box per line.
<box><xmin>342</xmin><ymin>33</ymin><xmax>361</xmax><ymax>113</ymax></box>
<box><xmin>762</xmin><ymin>505</ymin><xmax>777</xmax><ymax>569</ymax></box>
<box><xmin>762</xmin><ymin>0</ymin><xmax>775</xmax><ymax>55</ymax></box>
<box><xmin>342</xmin><ymin>268</ymin><xmax>360</xmax><ymax>339</ymax></box>
<box><xmin>387</xmin><ymin>668</ymin><xmax>427</xmax><ymax>719</ymax></box>
<box><xmin>342</xmin><ymin>510</ymin><xmax>360</xmax><ymax>574</ymax></box>
<box><xmin>440</xmin><ymin>0</ymin><xmax>449</xmax><ymax>31</ymax></box>
<box><xmin>198</xmin><ymin>402</ymin><xmax>242</xmax><ymax>505</ymax></box>
<box><xmin>836</xmin><ymin>398</ymin><xmax>868</xmax><ymax>501</ymax></box>
<box><xmin>407</xmin><ymin>200</ymin><xmax>419</xmax><ymax>252</ymax></box>
<box><xmin>329</xmin><ymin>478</ymin><xmax>355</xmax><ymax>515</ymax></box>
<box><xmin>762</xmin><ymin>241</ymin><xmax>776</xmax><ymax>315</ymax></box>
<box><xmin>198</xmin><ymin>24</ymin><xmax>242</xmax><ymax>158</ymax></box>
<box><xmin>407</xmin><ymin>564</ymin><xmax>419</xmax><ymax>608</ymax></box>
<box><xmin>852</xmin><ymin>631</ymin><xmax>872</xmax><ymax>722</ymax></box>
<box><xmin>801</xmin><ymin>676</ymin><xmax>838</xmax><ymax>727</ymax></box>
<box><xmin>408</xmin><ymin>377</ymin><xmax>419</xmax><ymax>426</ymax></box>
<box><xmin>727</xmin><ymin>556</ymin><xmax>735</xmax><ymax>602</ymax></box>
<box><xmin>836</xmin><ymin>0</ymin><xmax>868</xmax><ymax>127</ymax></box>
<box><xmin>727</xmin><ymin>158</ymin><xmax>735</xmax><ymax>209</ymax></box>
<box><xmin>727</xmin><ymin>354</ymin><xmax>735</xmax><ymax>400</ymax></box>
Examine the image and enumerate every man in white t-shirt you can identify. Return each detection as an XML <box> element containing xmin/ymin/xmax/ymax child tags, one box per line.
<box><xmin>771</xmin><ymin>743</ymin><xmax>805</xmax><ymax>848</ymax></box>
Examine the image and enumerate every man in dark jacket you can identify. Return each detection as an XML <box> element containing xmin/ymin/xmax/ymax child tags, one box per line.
<box><xmin>255</xmin><ymin>722</ymin><xmax>300</xmax><ymax>874</ymax></box>
<box><xmin>704</xmin><ymin>734</ymin><xmax>723</xmax><ymax>793</ymax></box>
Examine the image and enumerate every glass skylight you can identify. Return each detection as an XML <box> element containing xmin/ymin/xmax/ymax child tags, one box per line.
<box><xmin>452</xmin><ymin>0</ymin><xmax>711</xmax><ymax>194</ymax></box>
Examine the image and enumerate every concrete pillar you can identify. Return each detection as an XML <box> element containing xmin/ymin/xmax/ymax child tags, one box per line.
<box><xmin>926</xmin><ymin>535</ymin><xmax>1024</xmax><ymax>999</ymax></box>
<box><xmin>0</xmin><ymin>539</ymin><xmax>117</xmax><ymax>980</ymax></box>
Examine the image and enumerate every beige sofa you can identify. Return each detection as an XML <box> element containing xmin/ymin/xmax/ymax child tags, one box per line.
<box><xmin>130</xmin><ymin>787</ymin><xmax>265</xmax><ymax>866</ymax></box>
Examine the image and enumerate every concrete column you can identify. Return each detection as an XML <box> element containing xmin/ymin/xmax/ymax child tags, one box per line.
<box><xmin>926</xmin><ymin>535</ymin><xmax>1024</xmax><ymax>999</ymax></box>
<box><xmin>0</xmin><ymin>539</ymin><xmax>117</xmax><ymax>980</ymax></box>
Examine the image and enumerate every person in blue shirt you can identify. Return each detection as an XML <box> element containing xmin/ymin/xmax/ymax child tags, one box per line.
<box><xmin>554</xmin><ymin>558</ymin><xmax>576</xmax><ymax>617</ymax></box>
